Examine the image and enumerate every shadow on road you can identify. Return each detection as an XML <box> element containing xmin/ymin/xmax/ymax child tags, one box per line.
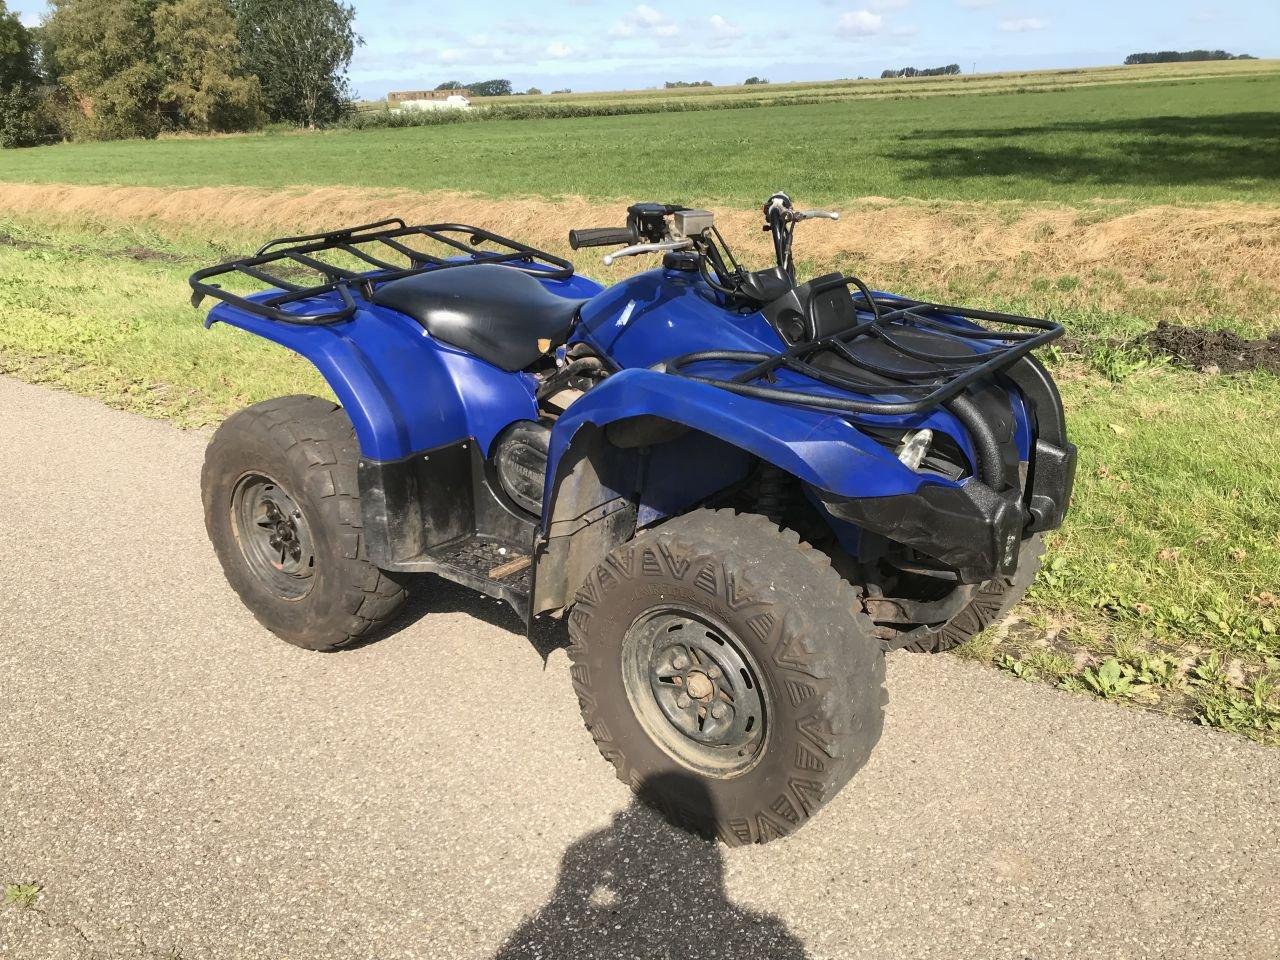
<box><xmin>349</xmin><ymin>574</ymin><xmax>572</xmax><ymax>658</ymax></box>
<box><xmin>492</xmin><ymin>774</ymin><xmax>810</xmax><ymax>960</ymax></box>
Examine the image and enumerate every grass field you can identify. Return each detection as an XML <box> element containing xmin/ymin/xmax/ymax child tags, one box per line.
<box><xmin>3</xmin><ymin>68</ymin><xmax>1279</xmax><ymax>205</ymax></box>
<box><xmin>1</xmin><ymin>63</ymin><xmax>1277</xmax><ymax>742</ymax></box>
<box><xmin>365</xmin><ymin>59</ymin><xmax>1279</xmax><ymax>110</ymax></box>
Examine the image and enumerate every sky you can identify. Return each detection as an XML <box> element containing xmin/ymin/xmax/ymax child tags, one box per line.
<box><xmin>10</xmin><ymin>1</ymin><xmax>1278</xmax><ymax>99</ymax></box>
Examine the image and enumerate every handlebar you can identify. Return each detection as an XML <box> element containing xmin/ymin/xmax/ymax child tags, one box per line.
<box><xmin>569</xmin><ymin>227</ymin><xmax>637</xmax><ymax>250</ymax></box>
<box><xmin>569</xmin><ymin>193</ymin><xmax>840</xmax><ymax>277</ymax></box>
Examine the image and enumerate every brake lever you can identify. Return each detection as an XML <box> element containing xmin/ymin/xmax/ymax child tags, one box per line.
<box><xmin>602</xmin><ymin>239</ymin><xmax>694</xmax><ymax>266</ymax></box>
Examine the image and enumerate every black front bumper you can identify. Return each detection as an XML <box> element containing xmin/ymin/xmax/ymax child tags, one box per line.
<box><xmin>816</xmin><ymin>439</ymin><xmax>1077</xmax><ymax>584</ymax></box>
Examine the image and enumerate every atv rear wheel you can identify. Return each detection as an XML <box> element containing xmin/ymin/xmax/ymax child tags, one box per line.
<box><xmin>202</xmin><ymin>395</ymin><xmax>409</xmax><ymax>652</ymax></box>
<box><xmin>883</xmin><ymin>535</ymin><xmax>1045</xmax><ymax>654</ymax></box>
<box><xmin>567</xmin><ymin>509</ymin><xmax>885</xmax><ymax>845</ymax></box>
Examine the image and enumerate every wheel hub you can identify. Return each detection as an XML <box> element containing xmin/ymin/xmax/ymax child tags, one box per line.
<box><xmin>232</xmin><ymin>474</ymin><xmax>316</xmax><ymax>600</ymax></box>
<box><xmin>622</xmin><ymin>608</ymin><xmax>768</xmax><ymax>777</ymax></box>
<box><xmin>686</xmin><ymin>671</ymin><xmax>714</xmax><ymax>700</ymax></box>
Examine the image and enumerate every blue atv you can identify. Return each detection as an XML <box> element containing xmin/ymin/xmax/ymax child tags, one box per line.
<box><xmin>191</xmin><ymin>194</ymin><xmax>1076</xmax><ymax>844</ymax></box>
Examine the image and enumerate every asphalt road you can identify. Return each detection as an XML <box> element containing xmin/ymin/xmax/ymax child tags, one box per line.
<box><xmin>1</xmin><ymin>376</ymin><xmax>1277</xmax><ymax>960</ymax></box>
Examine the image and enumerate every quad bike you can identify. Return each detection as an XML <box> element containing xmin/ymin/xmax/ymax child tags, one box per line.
<box><xmin>190</xmin><ymin>194</ymin><xmax>1076</xmax><ymax>845</ymax></box>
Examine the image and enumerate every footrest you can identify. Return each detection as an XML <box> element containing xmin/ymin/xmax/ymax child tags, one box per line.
<box><xmin>434</xmin><ymin>540</ymin><xmax>533</xmax><ymax>594</ymax></box>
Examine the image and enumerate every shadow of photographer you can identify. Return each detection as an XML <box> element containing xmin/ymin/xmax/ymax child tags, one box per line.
<box><xmin>493</xmin><ymin>773</ymin><xmax>810</xmax><ymax>960</ymax></box>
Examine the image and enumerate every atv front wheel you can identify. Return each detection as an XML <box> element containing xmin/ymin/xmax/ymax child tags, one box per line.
<box><xmin>202</xmin><ymin>395</ymin><xmax>409</xmax><ymax>652</ymax></box>
<box><xmin>567</xmin><ymin>509</ymin><xmax>885</xmax><ymax>845</ymax></box>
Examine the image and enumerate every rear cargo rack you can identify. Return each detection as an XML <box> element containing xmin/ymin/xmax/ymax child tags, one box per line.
<box><xmin>189</xmin><ymin>218</ymin><xmax>575</xmax><ymax>325</ymax></box>
<box><xmin>665</xmin><ymin>279</ymin><xmax>1064</xmax><ymax>416</ymax></box>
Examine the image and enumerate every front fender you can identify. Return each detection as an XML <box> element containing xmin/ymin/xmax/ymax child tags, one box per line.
<box><xmin>545</xmin><ymin>368</ymin><xmax>950</xmax><ymax>509</ymax></box>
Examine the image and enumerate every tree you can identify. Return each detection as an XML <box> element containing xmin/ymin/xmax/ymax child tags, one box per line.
<box><xmin>435</xmin><ymin>80</ymin><xmax>464</xmax><ymax>90</ymax></box>
<box><xmin>880</xmin><ymin>63</ymin><xmax>961</xmax><ymax>79</ymax></box>
<box><xmin>525</xmin><ymin>86</ymin><xmax>542</xmax><ymax>96</ymax></box>
<box><xmin>469</xmin><ymin>78</ymin><xmax>512</xmax><ymax>97</ymax></box>
<box><xmin>153</xmin><ymin>0</ymin><xmax>261</xmax><ymax>132</ymax></box>
<box><xmin>0</xmin><ymin>83</ymin><xmax>42</xmax><ymax>147</ymax></box>
<box><xmin>237</xmin><ymin>0</ymin><xmax>360</xmax><ymax>127</ymax></box>
<box><xmin>0</xmin><ymin>1</ymin><xmax>39</xmax><ymax>90</ymax></box>
<box><xmin>43</xmin><ymin>0</ymin><xmax>165</xmax><ymax>140</ymax></box>
<box><xmin>1125</xmin><ymin>50</ymin><xmax>1247</xmax><ymax>65</ymax></box>
<box><xmin>0</xmin><ymin>0</ymin><xmax>46</xmax><ymax>149</ymax></box>
<box><xmin>743</xmin><ymin>76</ymin><xmax>768</xmax><ymax>85</ymax></box>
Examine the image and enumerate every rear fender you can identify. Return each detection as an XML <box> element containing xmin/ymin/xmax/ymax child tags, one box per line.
<box><xmin>204</xmin><ymin>301</ymin><xmax>538</xmax><ymax>460</ymax></box>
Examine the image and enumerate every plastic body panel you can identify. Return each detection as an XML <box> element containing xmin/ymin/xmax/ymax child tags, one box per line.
<box><xmin>567</xmin><ymin>265</ymin><xmax>1039</xmax><ymax>484</ymax></box>
<box><xmin>544</xmin><ymin>367</ymin><xmax>950</xmax><ymax>509</ymax></box>
<box><xmin>203</xmin><ymin>271</ymin><xmax>603</xmax><ymax>461</ymax></box>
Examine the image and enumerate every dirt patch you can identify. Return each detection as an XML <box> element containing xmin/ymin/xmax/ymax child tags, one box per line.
<box><xmin>120</xmin><ymin>246</ymin><xmax>185</xmax><ymax>264</ymax></box>
<box><xmin>1139</xmin><ymin>322</ymin><xmax>1280</xmax><ymax>375</ymax></box>
<box><xmin>0</xmin><ymin>231</ymin><xmax>35</xmax><ymax>250</ymax></box>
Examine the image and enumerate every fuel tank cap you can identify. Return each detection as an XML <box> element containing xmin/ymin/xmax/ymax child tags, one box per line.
<box><xmin>663</xmin><ymin>250</ymin><xmax>700</xmax><ymax>273</ymax></box>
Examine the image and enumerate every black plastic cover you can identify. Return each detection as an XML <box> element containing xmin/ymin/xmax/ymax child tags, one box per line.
<box><xmin>816</xmin><ymin>479</ymin><xmax>1025</xmax><ymax>584</ymax></box>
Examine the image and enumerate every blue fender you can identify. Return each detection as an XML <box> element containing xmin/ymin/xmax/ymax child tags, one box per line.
<box><xmin>545</xmin><ymin>367</ymin><xmax>959</xmax><ymax>511</ymax></box>
<box><xmin>205</xmin><ymin>271</ymin><xmax>603</xmax><ymax>461</ymax></box>
<box><xmin>206</xmin><ymin>301</ymin><xmax>538</xmax><ymax>462</ymax></box>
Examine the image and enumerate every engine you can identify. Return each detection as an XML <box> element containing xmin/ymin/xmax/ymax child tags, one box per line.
<box><xmin>491</xmin><ymin>342</ymin><xmax>610</xmax><ymax>517</ymax></box>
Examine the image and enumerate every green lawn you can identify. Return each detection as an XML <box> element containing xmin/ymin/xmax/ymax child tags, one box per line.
<box><xmin>2</xmin><ymin>73</ymin><xmax>1278</xmax><ymax>206</ymax></box>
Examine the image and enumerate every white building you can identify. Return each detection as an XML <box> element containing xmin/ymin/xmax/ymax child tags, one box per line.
<box><xmin>396</xmin><ymin>95</ymin><xmax>472</xmax><ymax>112</ymax></box>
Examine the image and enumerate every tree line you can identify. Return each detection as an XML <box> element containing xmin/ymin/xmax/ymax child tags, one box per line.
<box><xmin>1124</xmin><ymin>50</ymin><xmax>1254</xmax><ymax>64</ymax></box>
<box><xmin>0</xmin><ymin>0</ymin><xmax>359</xmax><ymax>149</ymax></box>
<box><xmin>880</xmin><ymin>64</ymin><xmax>961</xmax><ymax>79</ymax></box>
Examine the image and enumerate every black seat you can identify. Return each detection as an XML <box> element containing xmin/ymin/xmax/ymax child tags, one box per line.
<box><xmin>372</xmin><ymin>264</ymin><xmax>586</xmax><ymax>371</ymax></box>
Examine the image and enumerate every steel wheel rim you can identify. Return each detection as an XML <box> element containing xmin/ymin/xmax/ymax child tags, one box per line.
<box><xmin>231</xmin><ymin>473</ymin><xmax>316</xmax><ymax>601</ymax></box>
<box><xmin>621</xmin><ymin>606</ymin><xmax>769</xmax><ymax>778</ymax></box>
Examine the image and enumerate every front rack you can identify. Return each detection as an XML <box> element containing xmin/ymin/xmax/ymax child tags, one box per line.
<box><xmin>189</xmin><ymin>218</ymin><xmax>575</xmax><ymax>325</ymax></box>
<box><xmin>666</xmin><ymin>281</ymin><xmax>1064</xmax><ymax>416</ymax></box>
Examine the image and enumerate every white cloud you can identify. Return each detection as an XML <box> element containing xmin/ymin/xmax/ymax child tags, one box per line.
<box><xmin>438</xmin><ymin>48</ymin><xmax>466</xmax><ymax>63</ymax></box>
<box><xmin>610</xmin><ymin>4</ymin><xmax>680</xmax><ymax>38</ymax></box>
<box><xmin>708</xmin><ymin>14</ymin><xmax>743</xmax><ymax>47</ymax></box>
<box><xmin>958</xmin><ymin>0</ymin><xmax>995</xmax><ymax>7</ymax></box>
<box><xmin>998</xmin><ymin>16</ymin><xmax>1048</xmax><ymax>31</ymax></box>
<box><xmin>544</xmin><ymin>41</ymin><xmax>575</xmax><ymax>59</ymax></box>
<box><xmin>837</xmin><ymin>10</ymin><xmax>884</xmax><ymax>36</ymax></box>
<box><xmin>869</xmin><ymin>0</ymin><xmax>911</xmax><ymax>10</ymax></box>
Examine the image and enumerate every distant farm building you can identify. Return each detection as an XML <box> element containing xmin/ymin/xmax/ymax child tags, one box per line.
<box><xmin>388</xmin><ymin>89</ymin><xmax>472</xmax><ymax>105</ymax></box>
<box><xmin>395</xmin><ymin>95</ymin><xmax>471</xmax><ymax>112</ymax></box>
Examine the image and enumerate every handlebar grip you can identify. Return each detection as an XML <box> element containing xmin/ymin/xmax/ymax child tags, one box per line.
<box><xmin>569</xmin><ymin>227</ymin><xmax>636</xmax><ymax>250</ymax></box>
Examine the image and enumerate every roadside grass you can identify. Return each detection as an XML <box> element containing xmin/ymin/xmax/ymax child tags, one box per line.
<box><xmin>2</xmin><ymin>72</ymin><xmax>1278</xmax><ymax>205</ymax></box>
<box><xmin>3</xmin><ymin>882</ymin><xmax>40</xmax><ymax>910</ymax></box>
<box><xmin>0</xmin><ymin>212</ymin><xmax>1277</xmax><ymax>743</ymax></box>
